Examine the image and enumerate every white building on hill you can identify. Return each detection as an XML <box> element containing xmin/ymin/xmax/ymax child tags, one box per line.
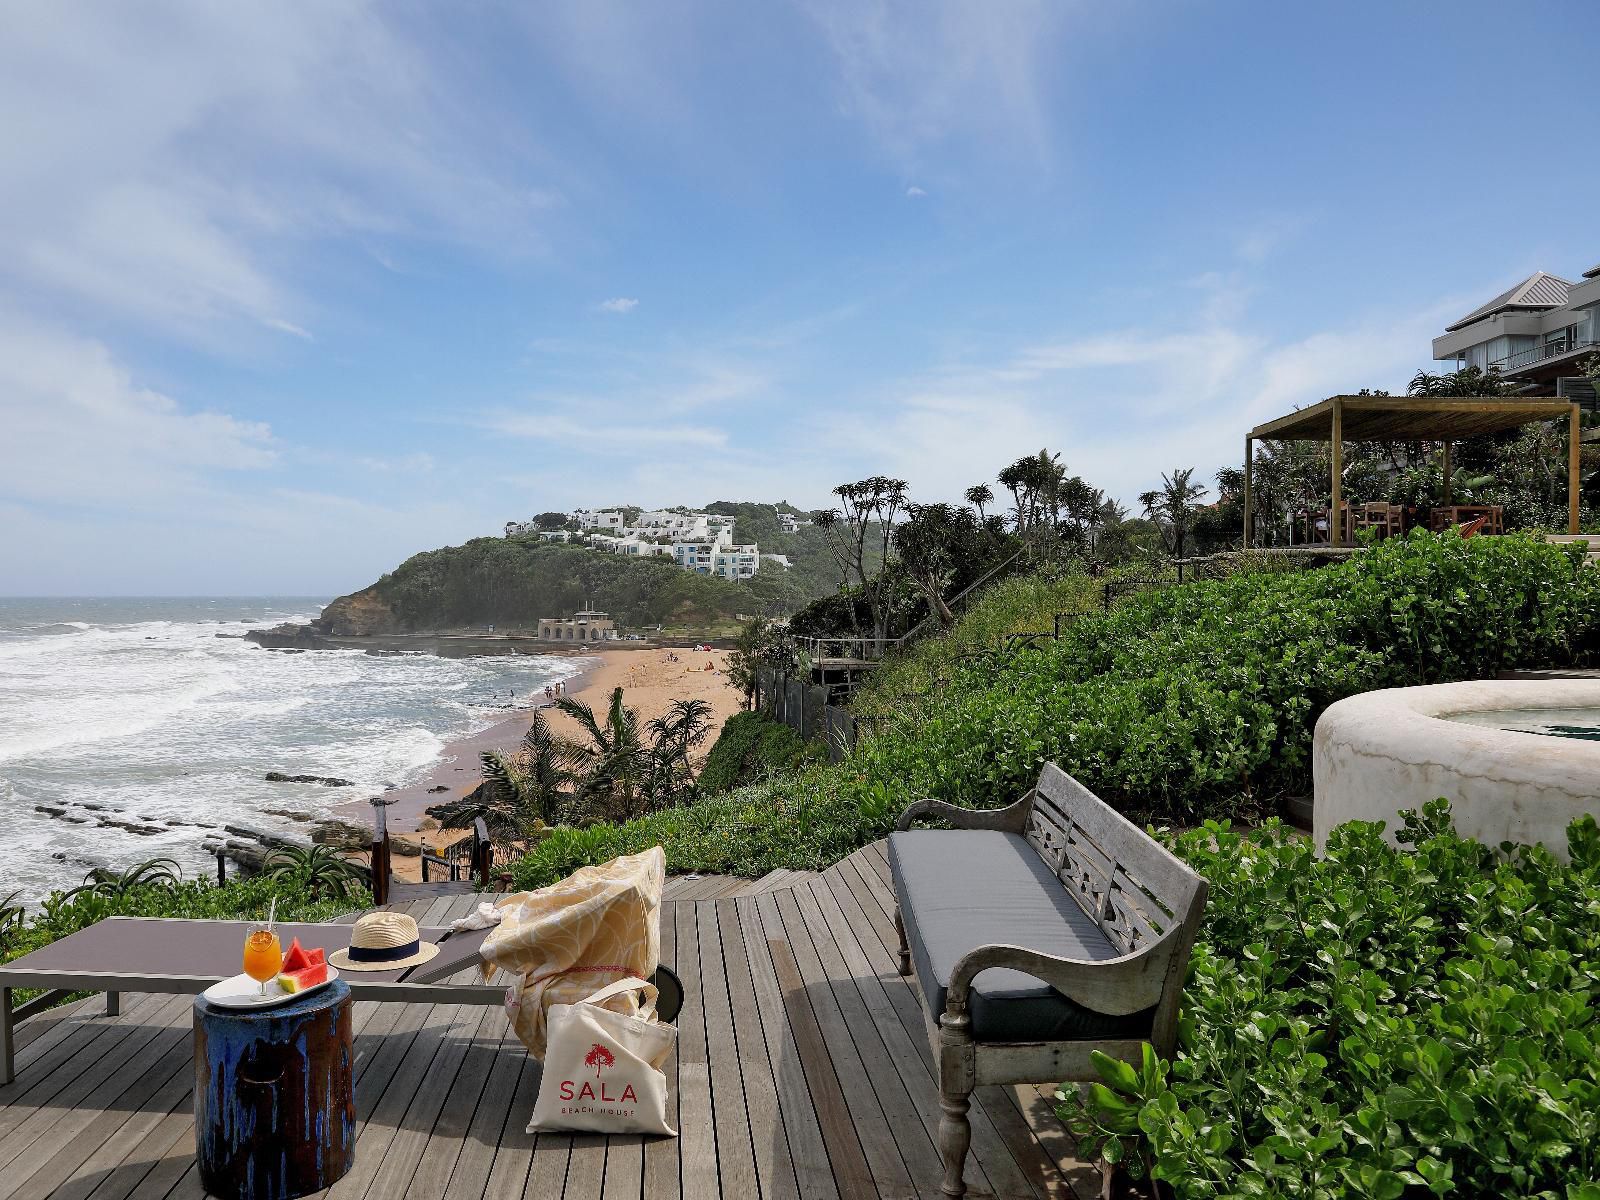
<box><xmin>508</xmin><ymin>504</ymin><xmax>769</xmax><ymax>581</ymax></box>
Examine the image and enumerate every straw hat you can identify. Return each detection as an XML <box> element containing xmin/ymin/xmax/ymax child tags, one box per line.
<box><xmin>328</xmin><ymin>911</ymin><xmax>440</xmax><ymax>972</ymax></box>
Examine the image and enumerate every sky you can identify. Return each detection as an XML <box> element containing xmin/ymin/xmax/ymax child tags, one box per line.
<box><xmin>3</xmin><ymin>1</ymin><xmax>1598</xmax><ymax>596</ymax></box>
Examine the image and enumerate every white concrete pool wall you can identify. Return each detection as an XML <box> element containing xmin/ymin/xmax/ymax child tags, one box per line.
<box><xmin>1313</xmin><ymin>679</ymin><xmax>1600</xmax><ymax>862</ymax></box>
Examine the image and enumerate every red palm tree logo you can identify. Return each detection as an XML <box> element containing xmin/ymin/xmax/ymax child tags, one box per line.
<box><xmin>584</xmin><ymin>1043</ymin><xmax>615</xmax><ymax>1077</ymax></box>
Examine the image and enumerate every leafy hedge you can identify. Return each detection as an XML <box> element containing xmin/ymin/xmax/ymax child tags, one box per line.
<box><xmin>697</xmin><ymin>711</ymin><xmax>818</xmax><ymax>795</ymax></box>
<box><xmin>507</xmin><ymin>771</ymin><xmax>875</xmax><ymax>889</ymax></box>
<box><xmin>851</xmin><ymin>533</ymin><xmax>1600</xmax><ymax>821</ymax></box>
<box><xmin>1064</xmin><ymin>804</ymin><xmax>1600</xmax><ymax>1199</ymax></box>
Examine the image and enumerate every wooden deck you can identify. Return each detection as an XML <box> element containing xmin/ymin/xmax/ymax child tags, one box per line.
<box><xmin>0</xmin><ymin>843</ymin><xmax>1096</xmax><ymax>1199</ymax></box>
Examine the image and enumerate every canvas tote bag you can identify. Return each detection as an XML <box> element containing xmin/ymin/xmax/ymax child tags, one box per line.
<box><xmin>528</xmin><ymin>976</ymin><xmax>678</xmax><ymax>1136</ymax></box>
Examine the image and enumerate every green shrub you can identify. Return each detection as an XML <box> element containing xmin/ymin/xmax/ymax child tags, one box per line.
<box><xmin>1062</xmin><ymin>803</ymin><xmax>1600</xmax><ymax>1198</ymax></box>
<box><xmin>698</xmin><ymin>711</ymin><xmax>816</xmax><ymax>794</ymax></box>
<box><xmin>852</xmin><ymin>532</ymin><xmax>1600</xmax><ymax>821</ymax></box>
<box><xmin>508</xmin><ymin>770</ymin><xmax>871</xmax><ymax>888</ymax></box>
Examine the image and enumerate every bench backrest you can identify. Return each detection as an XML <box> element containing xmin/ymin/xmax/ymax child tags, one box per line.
<box><xmin>1021</xmin><ymin>764</ymin><xmax>1204</xmax><ymax>958</ymax></box>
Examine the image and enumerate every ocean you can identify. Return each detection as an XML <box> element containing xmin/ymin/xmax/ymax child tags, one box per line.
<box><xmin>0</xmin><ymin>598</ymin><xmax>585</xmax><ymax>906</ymax></box>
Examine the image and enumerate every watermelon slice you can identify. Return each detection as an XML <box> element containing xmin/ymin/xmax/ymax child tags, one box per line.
<box><xmin>280</xmin><ymin>939</ymin><xmax>326</xmax><ymax>974</ymax></box>
<box><xmin>277</xmin><ymin>962</ymin><xmax>329</xmax><ymax>992</ymax></box>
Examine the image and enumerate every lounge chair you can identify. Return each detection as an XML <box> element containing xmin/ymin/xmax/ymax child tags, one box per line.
<box><xmin>0</xmin><ymin>915</ymin><xmax>682</xmax><ymax>1083</ymax></box>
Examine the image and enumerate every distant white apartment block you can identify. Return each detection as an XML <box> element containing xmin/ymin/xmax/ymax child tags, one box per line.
<box><xmin>507</xmin><ymin>504</ymin><xmax>772</xmax><ymax>581</ymax></box>
<box><xmin>1432</xmin><ymin>262</ymin><xmax>1600</xmax><ymax>404</ymax></box>
<box><xmin>572</xmin><ymin>509</ymin><xmax>627</xmax><ymax>530</ymax></box>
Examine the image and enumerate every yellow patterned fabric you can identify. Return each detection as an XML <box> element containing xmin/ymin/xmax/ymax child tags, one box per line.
<box><xmin>481</xmin><ymin>846</ymin><xmax>665</xmax><ymax>1059</ymax></box>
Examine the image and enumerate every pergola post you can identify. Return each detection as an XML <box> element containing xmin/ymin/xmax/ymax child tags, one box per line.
<box><xmin>1571</xmin><ymin>404</ymin><xmax>1582</xmax><ymax>535</ymax></box>
<box><xmin>1441</xmin><ymin>441</ymin><xmax>1453</xmax><ymax>507</ymax></box>
<box><xmin>1330</xmin><ymin>399</ymin><xmax>1343</xmax><ymax>545</ymax></box>
<box><xmin>1242</xmin><ymin>436</ymin><xmax>1253</xmax><ymax>547</ymax></box>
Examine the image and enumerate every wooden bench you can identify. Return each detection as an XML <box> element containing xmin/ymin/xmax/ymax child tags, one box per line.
<box><xmin>890</xmin><ymin>763</ymin><xmax>1208</xmax><ymax>1198</ymax></box>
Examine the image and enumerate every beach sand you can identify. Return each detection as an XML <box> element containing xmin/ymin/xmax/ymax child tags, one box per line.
<box><xmin>352</xmin><ymin>646</ymin><xmax>743</xmax><ymax>883</ymax></box>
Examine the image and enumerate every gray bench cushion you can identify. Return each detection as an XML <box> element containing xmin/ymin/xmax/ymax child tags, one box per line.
<box><xmin>889</xmin><ymin>829</ymin><xmax>1155</xmax><ymax>1043</ymax></box>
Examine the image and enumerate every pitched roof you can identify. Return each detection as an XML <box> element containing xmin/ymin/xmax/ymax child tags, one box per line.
<box><xmin>1445</xmin><ymin>271</ymin><xmax>1572</xmax><ymax>331</ymax></box>
<box><xmin>1585</xmin><ymin>263</ymin><xmax>1600</xmax><ymax>279</ymax></box>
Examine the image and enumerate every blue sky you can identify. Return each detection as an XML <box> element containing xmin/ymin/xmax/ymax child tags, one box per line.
<box><xmin>3</xmin><ymin>1</ymin><xmax>1597</xmax><ymax>595</ymax></box>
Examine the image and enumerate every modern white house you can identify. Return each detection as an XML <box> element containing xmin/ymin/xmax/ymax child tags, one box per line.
<box><xmin>1432</xmin><ymin>263</ymin><xmax>1600</xmax><ymax>402</ymax></box>
<box><xmin>571</xmin><ymin>509</ymin><xmax>627</xmax><ymax>530</ymax></box>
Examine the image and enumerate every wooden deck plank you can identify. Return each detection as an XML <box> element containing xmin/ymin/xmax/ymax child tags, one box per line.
<box><xmin>0</xmin><ymin>995</ymin><xmax>190</xmax><ymax>1183</ymax></box>
<box><xmin>780</xmin><ymin>882</ymin><xmax>950</xmax><ymax>1199</ymax></box>
<box><xmin>1</xmin><ymin>1006</ymin><xmax>194</xmax><ymax>1200</ymax></box>
<box><xmin>808</xmin><ymin>873</ymin><xmax>1036</xmax><ymax>1200</ymax></box>
<box><xmin>357</xmin><ymin>1003</ymin><xmax>507</xmax><ymax>1200</ymax></box>
<box><xmin>673</xmin><ymin>900</ymin><xmax>718</xmax><ymax>1200</ymax></box>
<box><xmin>754</xmin><ymin>892</ymin><xmax>878</xmax><ymax>1200</ymax></box>
<box><xmin>441</xmin><ymin>1040</ymin><xmax>534</xmax><ymax>1200</ymax></box>
<box><xmin>640</xmin><ymin>895</ymin><xmax>681</xmax><ymax>1200</ymax></box>
<box><xmin>714</xmin><ymin>897</ymin><xmax>800</xmax><ymax>1200</ymax></box>
<box><xmin>0</xmin><ymin>990</ymin><xmax>169</xmax><ymax>1134</ymax></box>
<box><xmin>733</xmin><ymin>895</ymin><xmax>839</xmax><ymax>1200</ymax></box>
<box><xmin>325</xmin><ymin>1002</ymin><xmax>469</xmax><ymax>1198</ymax></box>
<box><xmin>402</xmin><ymin>1015</ymin><xmax>519</xmax><ymax>1200</ymax></box>
<box><xmin>697</xmin><ymin>902</ymin><xmax>760</xmax><ymax>1199</ymax></box>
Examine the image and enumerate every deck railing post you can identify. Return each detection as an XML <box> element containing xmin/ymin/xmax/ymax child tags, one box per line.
<box><xmin>369</xmin><ymin>797</ymin><xmax>391</xmax><ymax>906</ymax></box>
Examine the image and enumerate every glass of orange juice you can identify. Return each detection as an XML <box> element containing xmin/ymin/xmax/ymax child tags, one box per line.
<box><xmin>243</xmin><ymin>929</ymin><xmax>282</xmax><ymax>996</ymax></box>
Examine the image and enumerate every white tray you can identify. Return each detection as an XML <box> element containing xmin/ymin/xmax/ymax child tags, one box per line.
<box><xmin>202</xmin><ymin>967</ymin><xmax>340</xmax><ymax>1009</ymax></box>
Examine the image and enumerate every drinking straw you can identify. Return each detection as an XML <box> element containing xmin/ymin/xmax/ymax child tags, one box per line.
<box><xmin>267</xmin><ymin>897</ymin><xmax>277</xmax><ymax>935</ymax></box>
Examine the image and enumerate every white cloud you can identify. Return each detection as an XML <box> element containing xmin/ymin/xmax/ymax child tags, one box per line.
<box><xmin>0</xmin><ymin>3</ymin><xmax>560</xmax><ymax>347</ymax></box>
<box><xmin>597</xmin><ymin>297</ymin><xmax>640</xmax><ymax>314</ymax></box>
<box><xmin>805</xmin><ymin>292</ymin><xmax>1451</xmax><ymax>512</ymax></box>
<box><xmin>0</xmin><ymin>317</ymin><xmax>276</xmax><ymax>511</ymax></box>
<box><xmin>905</xmin><ymin>185</ymin><xmax>927</xmax><ymax>198</ymax></box>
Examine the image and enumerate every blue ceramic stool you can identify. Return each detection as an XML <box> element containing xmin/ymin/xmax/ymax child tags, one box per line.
<box><xmin>193</xmin><ymin>979</ymin><xmax>355</xmax><ymax>1200</ymax></box>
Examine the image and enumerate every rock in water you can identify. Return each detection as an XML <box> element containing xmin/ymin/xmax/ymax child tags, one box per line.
<box><xmin>265</xmin><ymin>772</ymin><xmax>354</xmax><ymax>787</ymax></box>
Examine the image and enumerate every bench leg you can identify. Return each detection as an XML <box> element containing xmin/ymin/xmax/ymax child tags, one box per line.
<box><xmin>894</xmin><ymin>906</ymin><xmax>911</xmax><ymax>976</ymax></box>
<box><xmin>105</xmin><ymin>991</ymin><xmax>120</xmax><ymax>1017</ymax></box>
<box><xmin>939</xmin><ymin>1085</ymin><xmax>972</xmax><ymax>1197</ymax></box>
<box><xmin>2</xmin><ymin>987</ymin><xmax>13</xmax><ymax>1086</ymax></box>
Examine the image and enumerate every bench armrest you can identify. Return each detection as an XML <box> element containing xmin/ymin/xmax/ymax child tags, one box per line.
<box><xmin>943</xmin><ymin>938</ymin><xmax>1173</xmax><ymax>1024</ymax></box>
<box><xmin>893</xmin><ymin>795</ymin><xmax>1031</xmax><ymax>834</ymax></box>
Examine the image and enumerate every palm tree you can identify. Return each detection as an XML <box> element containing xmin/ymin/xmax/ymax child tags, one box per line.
<box><xmin>643</xmin><ymin>699</ymin><xmax>714</xmax><ymax>805</ymax></box>
<box><xmin>555</xmin><ymin>689</ymin><xmax>716</xmax><ymax>821</ymax></box>
<box><xmin>554</xmin><ymin>687</ymin><xmax>652</xmax><ymax>821</ymax></box>
<box><xmin>963</xmin><ymin>484</ymin><xmax>994</xmax><ymax>520</ymax></box>
<box><xmin>440</xmin><ymin>708</ymin><xmax>572</xmax><ymax>838</ymax></box>
<box><xmin>1139</xmin><ymin>468</ymin><xmax>1209</xmax><ymax>559</ymax></box>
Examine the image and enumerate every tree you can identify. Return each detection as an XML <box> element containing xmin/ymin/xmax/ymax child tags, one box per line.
<box><xmin>1407</xmin><ymin>366</ymin><xmax>1517</xmax><ymax>397</ymax></box>
<box><xmin>893</xmin><ymin>503</ymin><xmax>982</xmax><ymax>628</ymax></box>
<box><xmin>963</xmin><ymin>484</ymin><xmax>994</xmax><ymax>521</ymax></box>
<box><xmin>725</xmin><ymin>618</ymin><xmax>798</xmax><ymax>708</ymax></box>
<box><xmin>1139</xmin><ymin>468</ymin><xmax>1209</xmax><ymax>559</ymax></box>
<box><xmin>553</xmin><ymin>687</ymin><xmax>714</xmax><ymax>821</ymax></box>
<box><xmin>997</xmin><ymin>450</ymin><xmax>1067</xmax><ymax>540</ymax></box>
<box><xmin>814</xmin><ymin>476</ymin><xmax>908</xmax><ymax>643</ymax></box>
<box><xmin>437</xmin><ymin>709</ymin><xmax>572</xmax><ymax>839</ymax></box>
<box><xmin>534</xmin><ymin>511</ymin><xmax>570</xmax><ymax>530</ymax></box>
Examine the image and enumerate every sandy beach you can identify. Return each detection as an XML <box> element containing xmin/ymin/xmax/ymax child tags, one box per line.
<box><xmin>352</xmin><ymin>645</ymin><xmax>742</xmax><ymax>881</ymax></box>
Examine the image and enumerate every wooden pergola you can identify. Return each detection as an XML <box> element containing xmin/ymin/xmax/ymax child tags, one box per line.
<box><xmin>1243</xmin><ymin>394</ymin><xmax>1583</xmax><ymax>545</ymax></box>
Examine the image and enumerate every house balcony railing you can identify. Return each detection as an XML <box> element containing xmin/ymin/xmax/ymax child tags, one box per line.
<box><xmin>1490</xmin><ymin>336</ymin><xmax>1600</xmax><ymax>374</ymax></box>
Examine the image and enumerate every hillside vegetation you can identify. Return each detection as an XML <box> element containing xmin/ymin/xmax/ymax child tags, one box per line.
<box><xmin>314</xmin><ymin>501</ymin><xmax>849</xmax><ymax>635</ymax></box>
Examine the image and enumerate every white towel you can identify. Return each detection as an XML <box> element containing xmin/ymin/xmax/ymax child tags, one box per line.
<box><xmin>450</xmin><ymin>901</ymin><xmax>504</xmax><ymax>934</ymax></box>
